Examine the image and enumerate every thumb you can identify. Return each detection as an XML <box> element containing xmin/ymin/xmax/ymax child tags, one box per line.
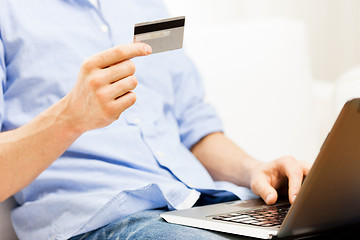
<box><xmin>263</xmin><ymin>187</ymin><xmax>278</xmax><ymax>205</ymax></box>
<box><xmin>251</xmin><ymin>176</ymin><xmax>278</xmax><ymax>205</ymax></box>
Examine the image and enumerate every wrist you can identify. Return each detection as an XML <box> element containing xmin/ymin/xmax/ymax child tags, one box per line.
<box><xmin>232</xmin><ymin>155</ymin><xmax>262</xmax><ymax>188</ymax></box>
<box><xmin>244</xmin><ymin>158</ymin><xmax>263</xmax><ymax>187</ymax></box>
<box><xmin>48</xmin><ymin>95</ymin><xmax>87</xmax><ymax>138</ymax></box>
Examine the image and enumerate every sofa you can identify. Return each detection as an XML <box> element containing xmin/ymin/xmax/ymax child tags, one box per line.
<box><xmin>0</xmin><ymin>197</ymin><xmax>17</xmax><ymax>240</ymax></box>
<box><xmin>2</xmin><ymin>17</ymin><xmax>352</xmax><ymax>240</ymax></box>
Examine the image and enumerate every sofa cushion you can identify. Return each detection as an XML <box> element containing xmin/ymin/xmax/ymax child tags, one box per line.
<box><xmin>0</xmin><ymin>197</ymin><xmax>18</xmax><ymax>240</ymax></box>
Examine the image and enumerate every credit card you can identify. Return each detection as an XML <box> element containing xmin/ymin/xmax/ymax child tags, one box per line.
<box><xmin>134</xmin><ymin>16</ymin><xmax>185</xmax><ymax>54</ymax></box>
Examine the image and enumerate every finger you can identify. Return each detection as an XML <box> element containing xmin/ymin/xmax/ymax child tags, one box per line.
<box><xmin>102</xmin><ymin>60</ymin><xmax>136</xmax><ymax>84</ymax></box>
<box><xmin>287</xmin><ymin>170</ymin><xmax>303</xmax><ymax>204</ymax></box>
<box><xmin>89</xmin><ymin>43</ymin><xmax>152</xmax><ymax>69</ymax></box>
<box><xmin>301</xmin><ymin>160</ymin><xmax>312</xmax><ymax>176</ymax></box>
<box><xmin>110</xmin><ymin>75</ymin><xmax>138</xmax><ymax>100</ymax></box>
<box><xmin>113</xmin><ymin>91</ymin><xmax>137</xmax><ymax>114</ymax></box>
<box><xmin>251</xmin><ymin>175</ymin><xmax>278</xmax><ymax>205</ymax></box>
<box><xmin>278</xmin><ymin>159</ymin><xmax>304</xmax><ymax>204</ymax></box>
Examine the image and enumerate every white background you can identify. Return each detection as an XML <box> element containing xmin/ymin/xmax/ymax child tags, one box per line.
<box><xmin>163</xmin><ymin>0</ymin><xmax>360</xmax><ymax>83</ymax></box>
<box><xmin>163</xmin><ymin>0</ymin><xmax>360</xmax><ymax>163</ymax></box>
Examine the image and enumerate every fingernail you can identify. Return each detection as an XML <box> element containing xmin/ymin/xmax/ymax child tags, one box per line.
<box><xmin>144</xmin><ymin>44</ymin><xmax>152</xmax><ymax>55</ymax></box>
<box><xmin>266</xmin><ymin>193</ymin><xmax>273</xmax><ymax>204</ymax></box>
<box><xmin>293</xmin><ymin>194</ymin><xmax>297</xmax><ymax>202</ymax></box>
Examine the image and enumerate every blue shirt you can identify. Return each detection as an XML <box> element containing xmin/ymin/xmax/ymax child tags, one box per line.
<box><xmin>0</xmin><ymin>0</ymin><xmax>255</xmax><ymax>239</ymax></box>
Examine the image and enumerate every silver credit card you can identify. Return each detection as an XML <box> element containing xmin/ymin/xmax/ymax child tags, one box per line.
<box><xmin>134</xmin><ymin>16</ymin><xmax>185</xmax><ymax>54</ymax></box>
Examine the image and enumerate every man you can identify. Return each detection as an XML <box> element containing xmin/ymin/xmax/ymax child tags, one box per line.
<box><xmin>0</xmin><ymin>1</ymin><xmax>309</xmax><ymax>239</ymax></box>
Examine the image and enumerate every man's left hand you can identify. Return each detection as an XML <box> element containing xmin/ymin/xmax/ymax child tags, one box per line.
<box><xmin>249</xmin><ymin>156</ymin><xmax>311</xmax><ymax>205</ymax></box>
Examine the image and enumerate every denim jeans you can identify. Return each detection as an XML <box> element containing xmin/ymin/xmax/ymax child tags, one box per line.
<box><xmin>69</xmin><ymin>194</ymin><xmax>253</xmax><ymax>240</ymax></box>
<box><xmin>70</xmin><ymin>208</ymin><xmax>256</xmax><ymax>240</ymax></box>
<box><xmin>70</xmin><ymin>194</ymin><xmax>359</xmax><ymax>240</ymax></box>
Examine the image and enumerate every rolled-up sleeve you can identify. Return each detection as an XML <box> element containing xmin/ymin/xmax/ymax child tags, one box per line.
<box><xmin>171</xmin><ymin>50</ymin><xmax>223</xmax><ymax>149</ymax></box>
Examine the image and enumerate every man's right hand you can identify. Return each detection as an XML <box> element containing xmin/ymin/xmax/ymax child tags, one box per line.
<box><xmin>64</xmin><ymin>43</ymin><xmax>152</xmax><ymax>133</ymax></box>
<box><xmin>0</xmin><ymin>43</ymin><xmax>152</xmax><ymax>201</ymax></box>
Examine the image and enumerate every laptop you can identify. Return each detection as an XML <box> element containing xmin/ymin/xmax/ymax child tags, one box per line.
<box><xmin>161</xmin><ymin>98</ymin><xmax>360</xmax><ymax>239</ymax></box>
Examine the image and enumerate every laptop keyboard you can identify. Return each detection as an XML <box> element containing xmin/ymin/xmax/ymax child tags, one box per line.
<box><xmin>211</xmin><ymin>203</ymin><xmax>290</xmax><ymax>227</ymax></box>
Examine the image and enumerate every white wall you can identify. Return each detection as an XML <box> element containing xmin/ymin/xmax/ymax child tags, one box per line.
<box><xmin>162</xmin><ymin>0</ymin><xmax>351</xmax><ymax>163</ymax></box>
<box><xmin>163</xmin><ymin>0</ymin><xmax>360</xmax><ymax>82</ymax></box>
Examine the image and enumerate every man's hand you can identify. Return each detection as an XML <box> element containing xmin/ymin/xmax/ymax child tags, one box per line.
<box><xmin>191</xmin><ymin>132</ymin><xmax>312</xmax><ymax>206</ymax></box>
<box><xmin>0</xmin><ymin>43</ymin><xmax>152</xmax><ymax>200</ymax></box>
<box><xmin>249</xmin><ymin>156</ymin><xmax>311</xmax><ymax>205</ymax></box>
<box><xmin>64</xmin><ymin>43</ymin><xmax>152</xmax><ymax>133</ymax></box>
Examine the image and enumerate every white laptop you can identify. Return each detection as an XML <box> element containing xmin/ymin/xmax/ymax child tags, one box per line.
<box><xmin>161</xmin><ymin>98</ymin><xmax>360</xmax><ymax>239</ymax></box>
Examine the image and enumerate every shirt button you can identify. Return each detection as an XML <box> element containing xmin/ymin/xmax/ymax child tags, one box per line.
<box><xmin>133</xmin><ymin>118</ymin><xmax>141</xmax><ymax>124</ymax></box>
<box><xmin>100</xmin><ymin>24</ymin><xmax>109</xmax><ymax>33</ymax></box>
<box><xmin>155</xmin><ymin>150</ymin><xmax>165</xmax><ymax>158</ymax></box>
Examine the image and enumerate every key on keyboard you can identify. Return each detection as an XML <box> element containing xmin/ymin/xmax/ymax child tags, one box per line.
<box><xmin>211</xmin><ymin>203</ymin><xmax>290</xmax><ymax>227</ymax></box>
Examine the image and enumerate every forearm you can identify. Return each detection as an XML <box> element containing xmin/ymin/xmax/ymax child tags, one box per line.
<box><xmin>0</xmin><ymin>97</ymin><xmax>82</xmax><ymax>201</ymax></box>
<box><xmin>0</xmin><ymin>43</ymin><xmax>150</xmax><ymax>202</ymax></box>
<box><xmin>191</xmin><ymin>132</ymin><xmax>261</xmax><ymax>188</ymax></box>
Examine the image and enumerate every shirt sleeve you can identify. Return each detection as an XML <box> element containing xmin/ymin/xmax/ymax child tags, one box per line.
<box><xmin>171</xmin><ymin>50</ymin><xmax>224</xmax><ymax>149</ymax></box>
<box><xmin>0</xmin><ymin>33</ymin><xmax>6</xmax><ymax>131</ymax></box>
